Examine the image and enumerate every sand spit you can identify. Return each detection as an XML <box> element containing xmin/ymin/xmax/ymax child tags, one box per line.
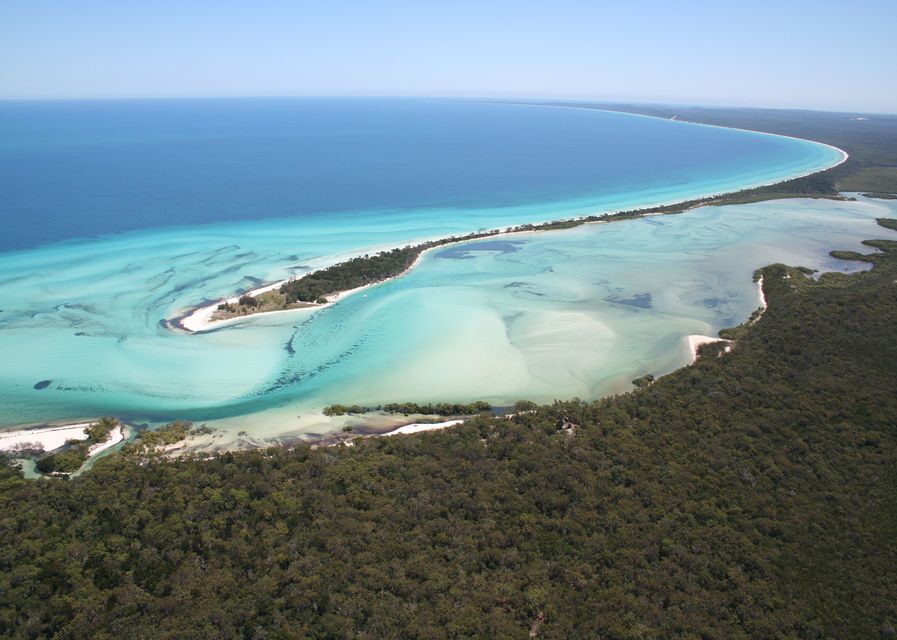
<box><xmin>175</xmin><ymin>252</ymin><xmax>428</xmax><ymax>333</ymax></box>
<box><xmin>380</xmin><ymin>419</ymin><xmax>466</xmax><ymax>436</ymax></box>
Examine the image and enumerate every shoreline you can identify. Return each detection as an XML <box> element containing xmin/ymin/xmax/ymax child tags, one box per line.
<box><xmin>4</xmin><ymin>115</ymin><xmax>853</xmax><ymax>452</ymax></box>
<box><xmin>172</xmin><ymin>249</ymin><xmax>431</xmax><ymax>333</ymax></box>
<box><xmin>502</xmin><ymin>101</ymin><xmax>850</xmax><ymax>180</ymax></box>
<box><xmin>0</xmin><ymin>422</ymin><xmax>92</xmax><ymax>453</ymax></box>
<box><xmin>168</xmin><ymin>137</ymin><xmax>847</xmax><ymax>334</ymax></box>
<box><xmin>1</xmin><ymin>420</ymin><xmax>129</xmax><ymax>476</ymax></box>
<box><xmin>685</xmin><ymin>334</ymin><xmax>732</xmax><ymax>363</ymax></box>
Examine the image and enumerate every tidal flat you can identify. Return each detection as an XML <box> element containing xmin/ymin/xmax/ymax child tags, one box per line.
<box><xmin>3</xmin><ymin>194</ymin><xmax>895</xmax><ymax>451</ymax></box>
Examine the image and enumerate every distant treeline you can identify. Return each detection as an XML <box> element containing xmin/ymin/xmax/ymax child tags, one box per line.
<box><xmin>277</xmin><ymin>177</ymin><xmax>843</xmax><ymax>306</ymax></box>
<box><xmin>283</xmin><ymin>178</ymin><xmax>862</xmax><ymax>307</ymax></box>
<box><xmin>322</xmin><ymin>401</ymin><xmax>493</xmax><ymax>417</ymax></box>
<box><xmin>191</xmin><ymin>146</ymin><xmax>862</xmax><ymax>321</ymax></box>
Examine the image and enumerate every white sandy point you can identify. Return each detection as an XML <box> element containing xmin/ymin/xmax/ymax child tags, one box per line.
<box><xmin>381</xmin><ymin>419</ymin><xmax>465</xmax><ymax>436</ymax></box>
<box><xmin>685</xmin><ymin>334</ymin><xmax>731</xmax><ymax>363</ymax></box>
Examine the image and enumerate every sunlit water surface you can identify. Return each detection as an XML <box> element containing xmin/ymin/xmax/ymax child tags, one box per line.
<box><xmin>2</xmin><ymin>196</ymin><xmax>895</xmax><ymax>447</ymax></box>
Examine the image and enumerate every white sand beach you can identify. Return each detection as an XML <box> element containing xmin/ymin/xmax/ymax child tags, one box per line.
<box><xmin>686</xmin><ymin>334</ymin><xmax>730</xmax><ymax>363</ymax></box>
<box><xmin>757</xmin><ymin>276</ymin><xmax>768</xmax><ymax>311</ymax></box>
<box><xmin>382</xmin><ymin>419</ymin><xmax>465</xmax><ymax>436</ymax></box>
<box><xmin>0</xmin><ymin>423</ymin><xmax>91</xmax><ymax>453</ymax></box>
<box><xmin>87</xmin><ymin>424</ymin><xmax>125</xmax><ymax>457</ymax></box>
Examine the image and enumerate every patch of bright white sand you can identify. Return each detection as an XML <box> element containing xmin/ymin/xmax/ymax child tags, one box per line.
<box><xmin>685</xmin><ymin>334</ymin><xmax>731</xmax><ymax>363</ymax></box>
<box><xmin>757</xmin><ymin>276</ymin><xmax>768</xmax><ymax>310</ymax></box>
<box><xmin>0</xmin><ymin>423</ymin><xmax>90</xmax><ymax>452</ymax></box>
<box><xmin>382</xmin><ymin>420</ymin><xmax>465</xmax><ymax>436</ymax></box>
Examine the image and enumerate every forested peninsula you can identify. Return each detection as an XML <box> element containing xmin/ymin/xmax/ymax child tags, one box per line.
<box><xmin>4</xmin><ymin>219</ymin><xmax>897</xmax><ymax>638</ymax></box>
<box><xmin>176</xmin><ymin>167</ymin><xmax>853</xmax><ymax>329</ymax></box>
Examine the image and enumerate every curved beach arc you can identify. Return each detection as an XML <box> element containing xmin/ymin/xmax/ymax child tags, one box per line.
<box><xmin>170</xmin><ymin>111</ymin><xmax>846</xmax><ymax>334</ymax></box>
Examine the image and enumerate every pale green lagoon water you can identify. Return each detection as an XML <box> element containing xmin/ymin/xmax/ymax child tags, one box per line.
<box><xmin>2</xmin><ymin>194</ymin><xmax>894</xmax><ymax>447</ymax></box>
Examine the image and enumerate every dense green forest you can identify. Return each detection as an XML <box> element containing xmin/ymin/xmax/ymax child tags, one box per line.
<box><xmin>323</xmin><ymin>401</ymin><xmax>494</xmax><ymax>417</ymax></box>
<box><xmin>2</xmin><ymin>222</ymin><xmax>896</xmax><ymax>638</ymax></box>
<box><xmin>281</xmin><ymin>247</ymin><xmax>422</xmax><ymax>303</ymax></box>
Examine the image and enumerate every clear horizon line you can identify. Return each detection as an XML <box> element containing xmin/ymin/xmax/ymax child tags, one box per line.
<box><xmin>0</xmin><ymin>93</ymin><xmax>894</xmax><ymax>117</ymax></box>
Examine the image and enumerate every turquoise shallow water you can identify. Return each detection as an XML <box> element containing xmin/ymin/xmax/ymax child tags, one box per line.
<box><xmin>0</xmin><ymin>100</ymin><xmax>859</xmax><ymax>442</ymax></box>
<box><xmin>2</xmin><ymin>194</ymin><xmax>894</xmax><ymax>445</ymax></box>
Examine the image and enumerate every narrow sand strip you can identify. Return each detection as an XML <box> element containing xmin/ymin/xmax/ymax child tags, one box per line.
<box><xmin>172</xmin><ymin>131</ymin><xmax>845</xmax><ymax>336</ymax></box>
<box><xmin>381</xmin><ymin>419</ymin><xmax>465</xmax><ymax>436</ymax></box>
<box><xmin>757</xmin><ymin>276</ymin><xmax>768</xmax><ymax>311</ymax></box>
<box><xmin>87</xmin><ymin>425</ymin><xmax>125</xmax><ymax>457</ymax></box>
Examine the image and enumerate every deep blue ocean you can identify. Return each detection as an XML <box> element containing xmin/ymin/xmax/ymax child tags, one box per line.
<box><xmin>0</xmin><ymin>98</ymin><xmax>838</xmax><ymax>251</ymax></box>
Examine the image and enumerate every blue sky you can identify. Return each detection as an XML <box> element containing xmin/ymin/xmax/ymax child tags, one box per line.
<box><xmin>2</xmin><ymin>0</ymin><xmax>896</xmax><ymax>112</ymax></box>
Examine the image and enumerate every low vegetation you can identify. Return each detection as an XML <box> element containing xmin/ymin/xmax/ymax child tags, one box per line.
<box><xmin>210</xmin><ymin>289</ymin><xmax>313</xmax><ymax>322</ymax></box>
<box><xmin>281</xmin><ymin>247</ymin><xmax>421</xmax><ymax>303</ymax></box>
<box><xmin>321</xmin><ymin>404</ymin><xmax>369</xmax><ymax>416</ymax></box>
<box><xmin>382</xmin><ymin>401</ymin><xmax>492</xmax><ymax>416</ymax></box>
<box><xmin>120</xmin><ymin>420</ymin><xmax>192</xmax><ymax>458</ymax></box>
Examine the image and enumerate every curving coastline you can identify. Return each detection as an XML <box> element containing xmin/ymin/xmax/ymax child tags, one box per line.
<box><xmin>506</xmin><ymin>102</ymin><xmax>850</xmax><ymax>185</ymax></box>
<box><xmin>168</xmin><ymin>133</ymin><xmax>846</xmax><ymax>334</ymax></box>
